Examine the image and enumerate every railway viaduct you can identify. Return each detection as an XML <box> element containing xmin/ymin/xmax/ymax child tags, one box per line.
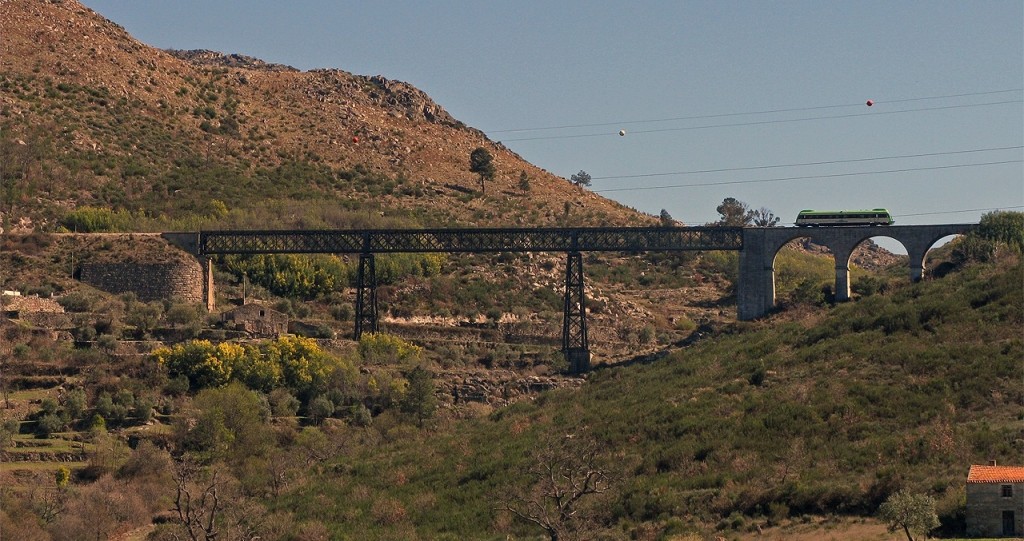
<box><xmin>737</xmin><ymin>223</ymin><xmax>976</xmax><ymax>319</ymax></box>
<box><xmin>163</xmin><ymin>223</ymin><xmax>976</xmax><ymax>372</ymax></box>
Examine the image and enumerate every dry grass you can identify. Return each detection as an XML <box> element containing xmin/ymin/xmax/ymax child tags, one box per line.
<box><xmin>731</xmin><ymin>517</ymin><xmax>898</xmax><ymax>540</ymax></box>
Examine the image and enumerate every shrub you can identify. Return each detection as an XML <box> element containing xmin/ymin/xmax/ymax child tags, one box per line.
<box><xmin>180</xmin><ymin>382</ymin><xmax>272</xmax><ymax>462</ymax></box>
<box><xmin>153</xmin><ymin>340</ymin><xmax>230</xmax><ymax>390</ymax></box>
<box><xmin>57</xmin><ymin>291</ymin><xmax>95</xmax><ymax>312</ymax></box>
<box><xmin>60</xmin><ymin>206</ymin><xmax>137</xmax><ymax>232</ymax></box>
<box><xmin>35</xmin><ymin>413</ymin><xmax>64</xmax><ymax>438</ymax></box>
<box><xmin>977</xmin><ymin>210</ymin><xmax>1024</xmax><ymax>251</ymax></box>
<box><xmin>307</xmin><ymin>396</ymin><xmax>334</xmax><ymax>425</ymax></box>
<box><xmin>268</xmin><ymin>388</ymin><xmax>301</xmax><ymax>417</ymax></box>
<box><xmin>359</xmin><ymin>333</ymin><xmax>423</xmax><ymax>365</ymax></box>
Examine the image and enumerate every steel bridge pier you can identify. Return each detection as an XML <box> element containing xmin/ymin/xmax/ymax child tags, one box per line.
<box><xmin>354</xmin><ymin>253</ymin><xmax>378</xmax><ymax>339</ymax></box>
<box><xmin>170</xmin><ymin>226</ymin><xmax>745</xmax><ymax>374</ymax></box>
<box><xmin>562</xmin><ymin>252</ymin><xmax>590</xmax><ymax>374</ymax></box>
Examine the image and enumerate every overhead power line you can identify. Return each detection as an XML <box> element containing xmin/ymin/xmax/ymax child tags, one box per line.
<box><xmin>501</xmin><ymin>100</ymin><xmax>1022</xmax><ymax>142</ymax></box>
<box><xmin>893</xmin><ymin>205</ymin><xmax>1024</xmax><ymax>218</ymax></box>
<box><xmin>591</xmin><ymin>145</ymin><xmax>1023</xmax><ymax>181</ymax></box>
<box><xmin>488</xmin><ymin>88</ymin><xmax>1023</xmax><ymax>134</ymax></box>
<box><xmin>592</xmin><ymin>160</ymin><xmax>1023</xmax><ymax>193</ymax></box>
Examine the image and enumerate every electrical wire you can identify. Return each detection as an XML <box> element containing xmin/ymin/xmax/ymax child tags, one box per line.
<box><xmin>593</xmin><ymin>160</ymin><xmax>1023</xmax><ymax>193</ymax></box>
<box><xmin>591</xmin><ymin>145</ymin><xmax>1023</xmax><ymax>181</ymax></box>
<box><xmin>487</xmin><ymin>88</ymin><xmax>1023</xmax><ymax>134</ymax></box>
<box><xmin>501</xmin><ymin>100</ymin><xmax>1022</xmax><ymax>142</ymax></box>
<box><xmin>893</xmin><ymin>205</ymin><xmax>1024</xmax><ymax>218</ymax></box>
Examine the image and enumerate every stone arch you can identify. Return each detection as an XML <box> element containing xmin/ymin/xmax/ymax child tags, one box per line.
<box><xmin>920</xmin><ymin>233</ymin><xmax>968</xmax><ymax>279</ymax></box>
<box><xmin>846</xmin><ymin>235</ymin><xmax>908</xmax><ymax>295</ymax></box>
<box><xmin>762</xmin><ymin>229</ymin><xmax>869</xmax><ymax>303</ymax></box>
<box><xmin>769</xmin><ymin>234</ymin><xmax>836</xmax><ymax>306</ymax></box>
<box><xmin>903</xmin><ymin>228</ymin><xmax>975</xmax><ymax>282</ymax></box>
<box><xmin>738</xmin><ymin>224</ymin><xmax>977</xmax><ymax>319</ymax></box>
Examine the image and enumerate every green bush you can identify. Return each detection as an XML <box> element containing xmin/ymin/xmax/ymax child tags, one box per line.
<box><xmin>60</xmin><ymin>206</ymin><xmax>138</xmax><ymax>232</ymax></box>
<box><xmin>153</xmin><ymin>336</ymin><xmax>355</xmax><ymax>400</ymax></box>
<box><xmin>35</xmin><ymin>413</ymin><xmax>64</xmax><ymax>438</ymax></box>
<box><xmin>358</xmin><ymin>333</ymin><xmax>423</xmax><ymax>365</ymax></box>
<box><xmin>977</xmin><ymin>210</ymin><xmax>1024</xmax><ymax>251</ymax></box>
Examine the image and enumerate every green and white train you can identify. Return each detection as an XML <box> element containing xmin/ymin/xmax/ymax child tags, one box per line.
<box><xmin>795</xmin><ymin>209</ymin><xmax>894</xmax><ymax>227</ymax></box>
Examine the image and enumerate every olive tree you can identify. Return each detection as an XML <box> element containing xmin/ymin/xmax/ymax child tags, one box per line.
<box><xmin>878</xmin><ymin>490</ymin><xmax>940</xmax><ymax>541</ymax></box>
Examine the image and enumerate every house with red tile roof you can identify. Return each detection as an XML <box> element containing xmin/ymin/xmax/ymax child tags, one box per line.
<box><xmin>966</xmin><ymin>462</ymin><xmax>1024</xmax><ymax>537</ymax></box>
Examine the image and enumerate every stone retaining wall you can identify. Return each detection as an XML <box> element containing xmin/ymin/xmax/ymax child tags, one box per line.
<box><xmin>80</xmin><ymin>260</ymin><xmax>203</xmax><ymax>304</ymax></box>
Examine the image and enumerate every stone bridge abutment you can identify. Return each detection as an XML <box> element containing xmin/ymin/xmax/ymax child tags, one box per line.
<box><xmin>737</xmin><ymin>224</ymin><xmax>976</xmax><ymax>320</ymax></box>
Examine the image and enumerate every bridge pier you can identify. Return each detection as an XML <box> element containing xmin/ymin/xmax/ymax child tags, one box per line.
<box><xmin>832</xmin><ymin>246</ymin><xmax>853</xmax><ymax>302</ymax></box>
<box><xmin>354</xmin><ymin>253</ymin><xmax>378</xmax><ymax>339</ymax></box>
<box><xmin>201</xmin><ymin>256</ymin><xmax>216</xmax><ymax>312</ymax></box>
<box><xmin>737</xmin><ymin>229</ymin><xmax>776</xmax><ymax>320</ymax></box>
<box><xmin>905</xmin><ymin>242</ymin><xmax>932</xmax><ymax>282</ymax></box>
<box><xmin>562</xmin><ymin>251</ymin><xmax>590</xmax><ymax>374</ymax></box>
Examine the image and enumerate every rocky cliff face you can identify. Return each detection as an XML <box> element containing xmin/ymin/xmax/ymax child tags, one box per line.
<box><xmin>166</xmin><ymin>49</ymin><xmax>299</xmax><ymax>72</ymax></box>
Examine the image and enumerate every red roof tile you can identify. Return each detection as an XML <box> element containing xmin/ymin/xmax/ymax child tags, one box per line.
<box><xmin>967</xmin><ymin>465</ymin><xmax>1024</xmax><ymax>483</ymax></box>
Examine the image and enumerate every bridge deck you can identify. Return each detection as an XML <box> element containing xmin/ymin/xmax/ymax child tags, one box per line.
<box><xmin>195</xmin><ymin>226</ymin><xmax>745</xmax><ymax>255</ymax></box>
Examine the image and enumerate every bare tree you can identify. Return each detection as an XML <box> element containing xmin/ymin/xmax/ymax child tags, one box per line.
<box><xmin>50</xmin><ymin>476</ymin><xmax>147</xmax><ymax>541</ymax></box>
<box><xmin>748</xmin><ymin>206</ymin><xmax>781</xmax><ymax>227</ymax></box>
<box><xmin>499</xmin><ymin>431</ymin><xmax>613</xmax><ymax>541</ymax></box>
<box><xmin>0</xmin><ymin>353</ymin><xmax>10</xmax><ymax>409</ymax></box>
<box><xmin>173</xmin><ymin>459</ymin><xmax>223</xmax><ymax>541</ymax></box>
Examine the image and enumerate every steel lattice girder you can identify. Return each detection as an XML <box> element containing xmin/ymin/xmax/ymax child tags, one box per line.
<box><xmin>198</xmin><ymin>227</ymin><xmax>743</xmax><ymax>255</ymax></box>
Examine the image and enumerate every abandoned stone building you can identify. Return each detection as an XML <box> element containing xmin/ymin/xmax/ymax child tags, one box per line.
<box><xmin>1</xmin><ymin>293</ymin><xmax>73</xmax><ymax>338</ymax></box>
<box><xmin>966</xmin><ymin>462</ymin><xmax>1024</xmax><ymax>537</ymax></box>
<box><xmin>220</xmin><ymin>303</ymin><xmax>288</xmax><ymax>338</ymax></box>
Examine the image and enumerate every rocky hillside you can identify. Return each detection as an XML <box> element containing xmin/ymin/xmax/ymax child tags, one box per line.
<box><xmin>0</xmin><ymin>0</ymin><xmax>647</xmax><ymax>232</ymax></box>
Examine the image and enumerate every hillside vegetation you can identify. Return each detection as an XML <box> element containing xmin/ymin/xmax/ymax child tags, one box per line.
<box><xmin>264</xmin><ymin>250</ymin><xmax>1020</xmax><ymax>540</ymax></box>
<box><xmin>2</xmin><ymin>2</ymin><xmax>1022</xmax><ymax>540</ymax></box>
<box><xmin>1</xmin><ymin>232</ymin><xmax>1019</xmax><ymax>540</ymax></box>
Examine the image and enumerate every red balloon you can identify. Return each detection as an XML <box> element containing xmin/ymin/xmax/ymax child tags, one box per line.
<box><xmin>866</xmin><ymin>99</ymin><xmax>874</xmax><ymax>107</ymax></box>
<box><xmin>352</xmin><ymin>136</ymin><xmax>359</xmax><ymax>143</ymax></box>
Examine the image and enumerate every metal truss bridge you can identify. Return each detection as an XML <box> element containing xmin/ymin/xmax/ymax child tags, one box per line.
<box><xmin>178</xmin><ymin>226</ymin><xmax>744</xmax><ymax>373</ymax></box>
<box><xmin>196</xmin><ymin>226</ymin><xmax>744</xmax><ymax>255</ymax></box>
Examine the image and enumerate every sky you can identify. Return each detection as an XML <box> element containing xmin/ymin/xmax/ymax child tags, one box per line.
<box><xmin>81</xmin><ymin>1</ymin><xmax>1023</xmax><ymax>246</ymax></box>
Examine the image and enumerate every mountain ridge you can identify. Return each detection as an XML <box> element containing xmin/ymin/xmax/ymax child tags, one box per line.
<box><xmin>0</xmin><ymin>0</ymin><xmax>648</xmax><ymax>232</ymax></box>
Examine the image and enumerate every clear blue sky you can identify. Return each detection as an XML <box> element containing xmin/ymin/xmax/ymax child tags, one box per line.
<box><xmin>82</xmin><ymin>1</ymin><xmax>1022</xmax><ymax>234</ymax></box>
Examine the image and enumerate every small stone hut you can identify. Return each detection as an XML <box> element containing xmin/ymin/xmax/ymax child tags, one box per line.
<box><xmin>966</xmin><ymin>462</ymin><xmax>1024</xmax><ymax>537</ymax></box>
<box><xmin>1</xmin><ymin>294</ymin><xmax>72</xmax><ymax>332</ymax></box>
<box><xmin>220</xmin><ymin>303</ymin><xmax>288</xmax><ymax>338</ymax></box>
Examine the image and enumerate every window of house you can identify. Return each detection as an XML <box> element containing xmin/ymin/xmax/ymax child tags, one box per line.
<box><xmin>1002</xmin><ymin>484</ymin><xmax>1013</xmax><ymax>498</ymax></box>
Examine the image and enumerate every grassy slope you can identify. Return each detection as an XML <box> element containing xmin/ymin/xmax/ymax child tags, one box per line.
<box><xmin>277</xmin><ymin>256</ymin><xmax>1022</xmax><ymax>540</ymax></box>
